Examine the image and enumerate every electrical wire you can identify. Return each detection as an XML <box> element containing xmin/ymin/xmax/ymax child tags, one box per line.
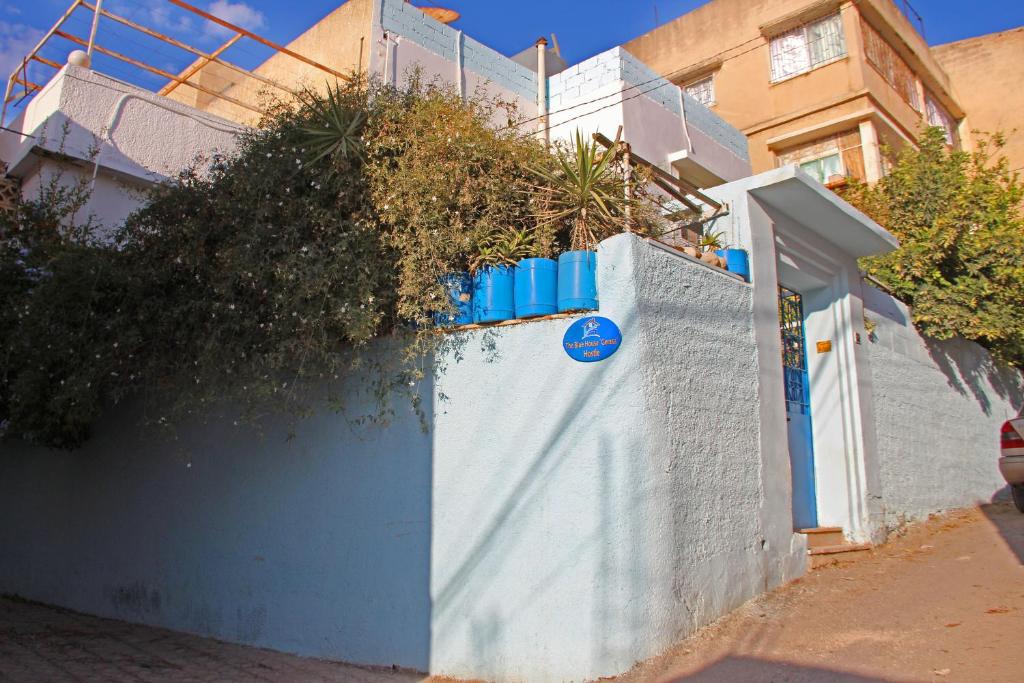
<box><xmin>502</xmin><ymin>4</ymin><xmax>864</xmax><ymax>135</ymax></box>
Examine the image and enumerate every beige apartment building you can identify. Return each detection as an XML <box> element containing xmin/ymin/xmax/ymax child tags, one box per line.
<box><xmin>933</xmin><ymin>27</ymin><xmax>1024</xmax><ymax>174</ymax></box>
<box><xmin>625</xmin><ymin>0</ymin><xmax>967</xmax><ymax>186</ymax></box>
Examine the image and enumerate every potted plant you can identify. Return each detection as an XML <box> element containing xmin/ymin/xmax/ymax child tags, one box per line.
<box><xmin>433</xmin><ymin>272</ymin><xmax>474</xmax><ymax>326</ymax></box>
<box><xmin>469</xmin><ymin>227</ymin><xmax>533</xmax><ymax>323</ymax></box>
<box><xmin>699</xmin><ymin>231</ymin><xmax>725</xmax><ymax>268</ymax></box>
<box><xmin>511</xmin><ymin>230</ymin><xmax>558</xmax><ymax>319</ymax></box>
<box><xmin>714</xmin><ymin>244</ymin><xmax>751</xmax><ymax>282</ymax></box>
<box><xmin>530</xmin><ymin>130</ymin><xmax>633</xmax><ymax>313</ymax></box>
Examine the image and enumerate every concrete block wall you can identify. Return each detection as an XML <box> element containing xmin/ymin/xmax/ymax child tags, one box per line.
<box><xmin>863</xmin><ymin>285</ymin><xmax>1024</xmax><ymax>529</ymax></box>
<box><xmin>379</xmin><ymin>0</ymin><xmax>536</xmax><ymax>101</ymax></box>
<box><xmin>375</xmin><ymin>5</ymin><xmax>749</xmax><ymax>171</ymax></box>
<box><xmin>618</xmin><ymin>48</ymin><xmax>750</xmax><ymax>163</ymax></box>
<box><xmin>547</xmin><ymin>50</ymin><xmax>623</xmax><ymax>112</ymax></box>
<box><xmin>547</xmin><ymin>48</ymin><xmax>751</xmax><ymax>183</ymax></box>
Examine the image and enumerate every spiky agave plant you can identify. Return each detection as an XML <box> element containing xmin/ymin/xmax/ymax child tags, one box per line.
<box><xmin>529</xmin><ymin>130</ymin><xmax>630</xmax><ymax>252</ymax></box>
<box><xmin>468</xmin><ymin>226</ymin><xmax>537</xmax><ymax>273</ymax></box>
<box><xmin>297</xmin><ymin>83</ymin><xmax>368</xmax><ymax>172</ymax></box>
<box><xmin>698</xmin><ymin>230</ymin><xmax>725</xmax><ymax>253</ymax></box>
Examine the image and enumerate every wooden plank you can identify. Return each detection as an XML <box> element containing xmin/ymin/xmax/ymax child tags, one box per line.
<box><xmin>593</xmin><ymin>132</ymin><xmax>722</xmax><ymax>210</ymax></box>
<box><xmin>79</xmin><ymin>3</ymin><xmax>297</xmax><ymax>98</ymax></box>
<box><xmin>649</xmin><ymin>174</ymin><xmax>703</xmax><ymax>213</ymax></box>
<box><xmin>167</xmin><ymin>0</ymin><xmax>352</xmax><ymax>83</ymax></box>
<box><xmin>2</xmin><ymin>0</ymin><xmax>83</xmax><ymax>125</ymax></box>
<box><xmin>55</xmin><ymin>30</ymin><xmax>264</xmax><ymax>116</ymax></box>
<box><xmin>159</xmin><ymin>33</ymin><xmax>242</xmax><ymax>96</ymax></box>
<box><xmin>30</xmin><ymin>55</ymin><xmax>63</xmax><ymax>69</ymax></box>
<box><xmin>591</xmin><ymin>131</ymin><xmax>702</xmax><ymax>213</ymax></box>
<box><xmin>12</xmin><ymin>77</ymin><xmax>43</xmax><ymax>93</ymax></box>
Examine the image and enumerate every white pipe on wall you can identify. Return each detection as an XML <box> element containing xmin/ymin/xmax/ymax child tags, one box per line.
<box><xmin>86</xmin><ymin>0</ymin><xmax>104</xmax><ymax>61</ymax></box>
<box><xmin>536</xmin><ymin>37</ymin><xmax>548</xmax><ymax>148</ymax></box>
<box><xmin>455</xmin><ymin>30</ymin><xmax>464</xmax><ymax>101</ymax></box>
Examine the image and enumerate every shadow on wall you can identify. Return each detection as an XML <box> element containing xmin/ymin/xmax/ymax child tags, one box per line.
<box><xmin>924</xmin><ymin>338</ymin><xmax>1024</xmax><ymax>417</ymax></box>
<box><xmin>980</xmin><ymin>498</ymin><xmax>1024</xmax><ymax>566</ymax></box>
<box><xmin>0</xmin><ymin>352</ymin><xmax>436</xmax><ymax>671</ymax></box>
<box><xmin>430</xmin><ymin>307</ymin><xmax>653</xmax><ymax>674</ymax></box>
<box><xmin>672</xmin><ymin>656</ymin><xmax>890</xmax><ymax>682</ymax></box>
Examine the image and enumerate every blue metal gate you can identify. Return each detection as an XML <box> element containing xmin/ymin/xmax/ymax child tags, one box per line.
<box><xmin>779</xmin><ymin>287</ymin><xmax>818</xmax><ymax>529</ymax></box>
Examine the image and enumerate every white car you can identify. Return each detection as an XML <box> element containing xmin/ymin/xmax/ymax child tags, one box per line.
<box><xmin>1000</xmin><ymin>414</ymin><xmax>1024</xmax><ymax>512</ymax></box>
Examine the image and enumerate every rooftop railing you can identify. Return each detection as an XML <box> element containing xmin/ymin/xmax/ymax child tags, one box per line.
<box><xmin>1</xmin><ymin>0</ymin><xmax>350</xmax><ymax>128</ymax></box>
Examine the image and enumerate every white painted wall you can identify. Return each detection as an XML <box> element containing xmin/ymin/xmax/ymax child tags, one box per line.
<box><xmin>864</xmin><ymin>285</ymin><xmax>1024</xmax><ymax>529</ymax></box>
<box><xmin>430</xmin><ymin>235</ymin><xmax>804</xmax><ymax>682</ymax></box>
<box><xmin>0</xmin><ymin>235</ymin><xmax>805</xmax><ymax>682</ymax></box>
<box><xmin>708</xmin><ymin>167</ymin><xmax>895</xmax><ymax>543</ymax></box>
<box><xmin>546</xmin><ymin>48</ymin><xmax>751</xmax><ymax>186</ymax></box>
<box><xmin>17</xmin><ymin>162</ymin><xmax>152</xmax><ymax>235</ymax></box>
<box><xmin>1</xmin><ymin>66</ymin><xmax>242</xmax><ymax>231</ymax></box>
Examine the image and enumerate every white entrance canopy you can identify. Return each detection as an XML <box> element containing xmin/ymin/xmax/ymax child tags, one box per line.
<box><xmin>746</xmin><ymin>165</ymin><xmax>899</xmax><ymax>258</ymax></box>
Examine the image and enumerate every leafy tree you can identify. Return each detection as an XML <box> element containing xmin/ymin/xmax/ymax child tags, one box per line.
<box><xmin>843</xmin><ymin>127</ymin><xmax>1024</xmax><ymax>367</ymax></box>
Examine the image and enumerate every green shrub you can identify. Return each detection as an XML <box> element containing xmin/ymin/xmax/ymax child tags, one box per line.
<box><xmin>843</xmin><ymin>127</ymin><xmax>1024</xmax><ymax>367</ymax></box>
<box><xmin>0</xmin><ymin>76</ymin><xmax>567</xmax><ymax>448</ymax></box>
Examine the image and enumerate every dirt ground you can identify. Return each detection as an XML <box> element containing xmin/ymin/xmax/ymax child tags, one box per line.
<box><xmin>614</xmin><ymin>502</ymin><xmax>1024</xmax><ymax>683</ymax></box>
<box><xmin>1</xmin><ymin>503</ymin><xmax>1020</xmax><ymax>682</ymax></box>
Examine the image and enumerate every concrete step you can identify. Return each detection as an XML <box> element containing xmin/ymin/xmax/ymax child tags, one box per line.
<box><xmin>808</xmin><ymin>542</ymin><xmax>873</xmax><ymax>569</ymax></box>
<box><xmin>798</xmin><ymin>526</ymin><xmax>846</xmax><ymax>548</ymax></box>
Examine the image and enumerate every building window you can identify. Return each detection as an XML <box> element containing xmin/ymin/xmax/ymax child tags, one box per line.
<box><xmin>861</xmin><ymin>18</ymin><xmax>921</xmax><ymax>112</ymax></box>
<box><xmin>799</xmin><ymin>153</ymin><xmax>844</xmax><ymax>184</ymax></box>
<box><xmin>776</xmin><ymin>129</ymin><xmax>865</xmax><ymax>184</ymax></box>
<box><xmin>769</xmin><ymin>12</ymin><xmax>847</xmax><ymax>82</ymax></box>
<box><xmin>925</xmin><ymin>90</ymin><xmax>958</xmax><ymax>146</ymax></box>
<box><xmin>684</xmin><ymin>75</ymin><xmax>715</xmax><ymax>106</ymax></box>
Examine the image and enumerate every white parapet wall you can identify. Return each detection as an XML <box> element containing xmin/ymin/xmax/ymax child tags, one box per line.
<box><xmin>0</xmin><ymin>234</ymin><xmax>805</xmax><ymax>682</ymax></box>
<box><xmin>1</xmin><ymin>65</ymin><xmax>242</xmax><ymax>231</ymax></box>
<box><xmin>863</xmin><ymin>285</ymin><xmax>1024</xmax><ymax>529</ymax></box>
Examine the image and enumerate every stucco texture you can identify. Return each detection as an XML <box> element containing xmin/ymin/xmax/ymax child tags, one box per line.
<box><xmin>864</xmin><ymin>286</ymin><xmax>1024</xmax><ymax>528</ymax></box>
<box><xmin>2</xmin><ymin>66</ymin><xmax>241</xmax><ymax>231</ymax></box>
<box><xmin>933</xmin><ymin>27</ymin><xmax>1024</xmax><ymax>177</ymax></box>
<box><xmin>0</xmin><ymin>235</ymin><xmax>802</xmax><ymax>682</ymax></box>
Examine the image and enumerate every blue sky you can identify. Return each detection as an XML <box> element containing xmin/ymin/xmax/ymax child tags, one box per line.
<box><xmin>3</xmin><ymin>0</ymin><xmax>1023</xmax><ymax>112</ymax></box>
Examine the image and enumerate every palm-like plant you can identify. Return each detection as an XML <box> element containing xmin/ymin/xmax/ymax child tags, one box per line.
<box><xmin>698</xmin><ymin>231</ymin><xmax>725</xmax><ymax>253</ymax></box>
<box><xmin>530</xmin><ymin>130</ymin><xmax>630</xmax><ymax>252</ymax></box>
<box><xmin>298</xmin><ymin>84</ymin><xmax>368</xmax><ymax>172</ymax></box>
<box><xmin>468</xmin><ymin>226</ymin><xmax>536</xmax><ymax>273</ymax></box>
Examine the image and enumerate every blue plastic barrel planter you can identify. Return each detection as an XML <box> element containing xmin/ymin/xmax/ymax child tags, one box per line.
<box><xmin>433</xmin><ymin>272</ymin><xmax>473</xmax><ymax>326</ymax></box>
<box><xmin>715</xmin><ymin>248</ymin><xmax>751</xmax><ymax>282</ymax></box>
<box><xmin>514</xmin><ymin>257</ymin><xmax>557</xmax><ymax>318</ymax></box>
<box><xmin>472</xmin><ymin>265</ymin><xmax>515</xmax><ymax>323</ymax></box>
<box><xmin>557</xmin><ymin>250</ymin><xmax>598</xmax><ymax>312</ymax></box>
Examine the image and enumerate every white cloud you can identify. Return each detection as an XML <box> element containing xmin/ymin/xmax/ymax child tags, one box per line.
<box><xmin>205</xmin><ymin>1</ymin><xmax>266</xmax><ymax>38</ymax></box>
<box><xmin>106</xmin><ymin>0</ymin><xmax>193</xmax><ymax>34</ymax></box>
<box><xmin>0</xmin><ymin>21</ymin><xmax>44</xmax><ymax>81</ymax></box>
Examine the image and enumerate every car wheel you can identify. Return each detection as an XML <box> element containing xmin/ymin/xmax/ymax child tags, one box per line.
<box><xmin>1013</xmin><ymin>485</ymin><xmax>1024</xmax><ymax>513</ymax></box>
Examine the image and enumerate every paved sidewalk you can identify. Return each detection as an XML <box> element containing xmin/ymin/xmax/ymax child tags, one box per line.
<box><xmin>2</xmin><ymin>503</ymin><xmax>1021</xmax><ymax>682</ymax></box>
<box><xmin>0</xmin><ymin>597</ymin><xmax>420</xmax><ymax>683</ymax></box>
<box><xmin>617</xmin><ymin>502</ymin><xmax>1024</xmax><ymax>683</ymax></box>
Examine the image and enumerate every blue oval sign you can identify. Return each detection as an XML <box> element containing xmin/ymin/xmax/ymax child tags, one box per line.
<box><xmin>563</xmin><ymin>316</ymin><xmax>622</xmax><ymax>363</ymax></box>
